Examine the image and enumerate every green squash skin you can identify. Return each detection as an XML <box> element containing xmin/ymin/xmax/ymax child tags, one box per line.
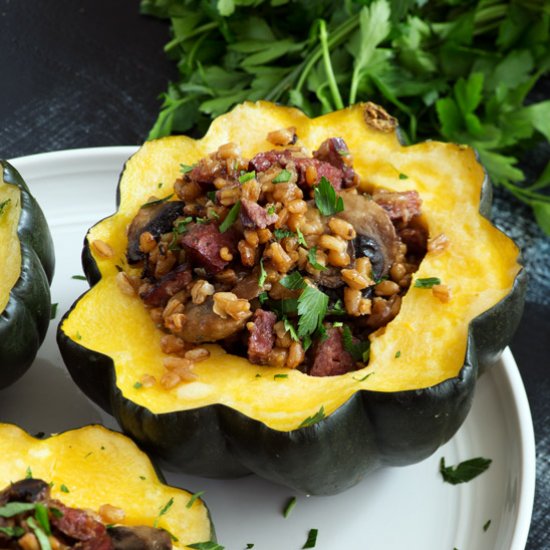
<box><xmin>56</xmin><ymin>147</ymin><xmax>527</xmax><ymax>496</ymax></box>
<box><xmin>0</xmin><ymin>161</ymin><xmax>55</xmax><ymax>389</ymax></box>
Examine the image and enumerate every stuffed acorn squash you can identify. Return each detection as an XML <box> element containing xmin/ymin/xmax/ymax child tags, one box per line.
<box><xmin>58</xmin><ymin>101</ymin><xmax>526</xmax><ymax>495</ymax></box>
<box><xmin>0</xmin><ymin>161</ymin><xmax>54</xmax><ymax>388</ymax></box>
<box><xmin>0</xmin><ymin>424</ymin><xmax>214</xmax><ymax>548</ymax></box>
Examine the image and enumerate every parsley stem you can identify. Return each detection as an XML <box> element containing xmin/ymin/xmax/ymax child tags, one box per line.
<box><xmin>319</xmin><ymin>19</ymin><xmax>344</xmax><ymax>110</ymax></box>
<box><xmin>295</xmin><ymin>16</ymin><xmax>359</xmax><ymax>99</ymax></box>
<box><xmin>163</xmin><ymin>21</ymin><xmax>219</xmax><ymax>53</ymax></box>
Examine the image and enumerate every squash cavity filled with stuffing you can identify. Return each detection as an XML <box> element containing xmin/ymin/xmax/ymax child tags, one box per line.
<box><xmin>58</xmin><ymin>101</ymin><xmax>525</xmax><ymax>495</ymax></box>
<box><xmin>0</xmin><ymin>424</ymin><xmax>214</xmax><ymax>549</ymax></box>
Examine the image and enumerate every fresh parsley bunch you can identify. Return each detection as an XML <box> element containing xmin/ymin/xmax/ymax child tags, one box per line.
<box><xmin>140</xmin><ymin>0</ymin><xmax>550</xmax><ymax>234</ymax></box>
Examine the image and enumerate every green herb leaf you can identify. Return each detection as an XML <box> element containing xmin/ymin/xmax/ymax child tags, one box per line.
<box><xmin>0</xmin><ymin>198</ymin><xmax>11</xmax><ymax>216</ymax></box>
<box><xmin>414</xmin><ymin>277</ymin><xmax>441</xmax><ymax>289</ymax></box>
<box><xmin>141</xmin><ymin>194</ymin><xmax>174</xmax><ymax>208</ymax></box>
<box><xmin>297</xmin><ymin>285</ymin><xmax>329</xmax><ymax>338</ymax></box>
<box><xmin>307</xmin><ymin>246</ymin><xmax>327</xmax><ymax>271</ymax></box>
<box><xmin>398</xmin><ymin>173</ymin><xmax>408</xmax><ymax>180</ymax></box>
<box><xmin>314</xmin><ymin>177</ymin><xmax>344</xmax><ymax>216</ymax></box>
<box><xmin>273</xmin><ymin>228</ymin><xmax>295</xmax><ymax>240</ymax></box>
<box><xmin>186</xmin><ymin>491</ymin><xmax>205</xmax><ymax>509</ymax></box>
<box><xmin>0</xmin><ymin>525</ymin><xmax>25</xmax><ymax>537</ymax></box>
<box><xmin>272</xmin><ymin>169</ymin><xmax>292</xmax><ymax>183</ymax></box>
<box><xmin>34</xmin><ymin>503</ymin><xmax>51</xmax><ymax>536</ymax></box>
<box><xmin>283</xmin><ymin>496</ymin><xmax>297</xmax><ymax>518</ymax></box>
<box><xmin>219</xmin><ymin>200</ymin><xmax>241</xmax><ymax>233</ymax></box>
<box><xmin>258</xmin><ymin>258</ymin><xmax>267</xmax><ymax>288</ymax></box>
<box><xmin>274</xmin><ymin>374</ymin><xmax>288</xmax><ymax>379</ymax></box>
<box><xmin>302</xmin><ymin>528</ymin><xmax>319</xmax><ymax>549</ymax></box>
<box><xmin>0</xmin><ymin>502</ymin><xmax>37</xmax><ymax>517</ymax></box>
<box><xmin>299</xmin><ymin>406</ymin><xmax>325</xmax><ymax>428</ymax></box>
<box><xmin>239</xmin><ymin>171</ymin><xmax>256</xmax><ymax>183</ymax></box>
<box><xmin>25</xmin><ymin>466</ymin><xmax>33</xmax><ymax>479</ymax></box>
<box><xmin>439</xmin><ymin>456</ymin><xmax>492</xmax><ymax>485</ymax></box>
<box><xmin>71</xmin><ymin>275</ymin><xmax>87</xmax><ymax>281</ymax></box>
<box><xmin>279</xmin><ymin>271</ymin><xmax>306</xmax><ymax>291</ymax></box>
<box><xmin>50</xmin><ymin>303</ymin><xmax>58</xmax><ymax>320</ymax></box>
<box><xmin>180</xmin><ymin>163</ymin><xmax>196</xmax><ymax>174</ymax></box>
<box><xmin>134</xmin><ymin>381</ymin><xmax>143</xmax><ymax>389</ymax></box>
<box><xmin>342</xmin><ymin>325</ymin><xmax>370</xmax><ymax>363</ymax></box>
<box><xmin>483</xmin><ymin>519</ymin><xmax>491</xmax><ymax>532</ymax></box>
<box><xmin>154</xmin><ymin>497</ymin><xmax>174</xmax><ymax>527</ymax></box>
<box><xmin>60</xmin><ymin>484</ymin><xmax>70</xmax><ymax>493</ymax></box>
<box><xmin>395</xmin><ymin>350</ymin><xmax>401</xmax><ymax>358</ymax></box>
<box><xmin>27</xmin><ymin>516</ymin><xmax>52</xmax><ymax>550</ymax></box>
<box><xmin>295</xmin><ymin>227</ymin><xmax>307</xmax><ymax>247</ymax></box>
<box><xmin>187</xmin><ymin>543</ymin><xmax>225</xmax><ymax>550</ymax></box>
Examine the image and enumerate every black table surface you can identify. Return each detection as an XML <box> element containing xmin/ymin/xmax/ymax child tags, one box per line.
<box><xmin>1</xmin><ymin>1</ymin><xmax>549</xmax><ymax>548</ymax></box>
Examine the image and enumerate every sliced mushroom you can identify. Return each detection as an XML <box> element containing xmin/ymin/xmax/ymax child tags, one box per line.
<box><xmin>127</xmin><ymin>201</ymin><xmax>185</xmax><ymax>263</ymax></box>
<box><xmin>336</xmin><ymin>193</ymin><xmax>399</xmax><ymax>279</ymax></box>
<box><xmin>109</xmin><ymin>525</ymin><xmax>172</xmax><ymax>550</ymax></box>
<box><xmin>178</xmin><ymin>296</ymin><xmax>250</xmax><ymax>343</ymax></box>
<box><xmin>0</xmin><ymin>478</ymin><xmax>50</xmax><ymax>505</ymax></box>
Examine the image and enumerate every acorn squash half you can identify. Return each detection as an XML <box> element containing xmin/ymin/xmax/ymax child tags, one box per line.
<box><xmin>0</xmin><ymin>423</ymin><xmax>214</xmax><ymax>548</ymax></box>
<box><xmin>0</xmin><ymin>160</ymin><xmax>55</xmax><ymax>388</ymax></box>
<box><xmin>57</xmin><ymin>101</ymin><xmax>526</xmax><ymax>495</ymax></box>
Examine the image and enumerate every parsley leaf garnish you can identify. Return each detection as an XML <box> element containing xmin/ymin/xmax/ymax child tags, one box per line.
<box><xmin>141</xmin><ymin>194</ymin><xmax>174</xmax><ymax>208</ymax></box>
<box><xmin>299</xmin><ymin>406</ymin><xmax>326</xmax><ymax>428</ymax></box>
<box><xmin>297</xmin><ymin>285</ymin><xmax>329</xmax><ymax>338</ymax></box>
<box><xmin>283</xmin><ymin>496</ymin><xmax>297</xmax><ymax>518</ymax></box>
<box><xmin>439</xmin><ymin>456</ymin><xmax>492</xmax><ymax>485</ymax></box>
<box><xmin>272</xmin><ymin>169</ymin><xmax>292</xmax><ymax>183</ymax></box>
<box><xmin>0</xmin><ymin>199</ymin><xmax>11</xmax><ymax>216</ymax></box>
<box><xmin>186</xmin><ymin>491</ymin><xmax>205</xmax><ymax>509</ymax></box>
<box><xmin>414</xmin><ymin>277</ymin><xmax>441</xmax><ymax>289</ymax></box>
<box><xmin>180</xmin><ymin>163</ymin><xmax>195</xmax><ymax>174</ymax></box>
<box><xmin>279</xmin><ymin>271</ymin><xmax>306</xmax><ymax>291</ymax></box>
<box><xmin>307</xmin><ymin>246</ymin><xmax>327</xmax><ymax>271</ymax></box>
<box><xmin>302</xmin><ymin>528</ymin><xmax>319</xmax><ymax>549</ymax></box>
<box><xmin>314</xmin><ymin>177</ymin><xmax>344</xmax><ymax>216</ymax></box>
<box><xmin>219</xmin><ymin>200</ymin><xmax>241</xmax><ymax>233</ymax></box>
<box><xmin>342</xmin><ymin>325</ymin><xmax>370</xmax><ymax>363</ymax></box>
<box><xmin>187</xmin><ymin>543</ymin><xmax>225</xmax><ymax>550</ymax></box>
<box><xmin>154</xmin><ymin>497</ymin><xmax>174</xmax><ymax>527</ymax></box>
<box><xmin>238</xmin><ymin>171</ymin><xmax>256</xmax><ymax>183</ymax></box>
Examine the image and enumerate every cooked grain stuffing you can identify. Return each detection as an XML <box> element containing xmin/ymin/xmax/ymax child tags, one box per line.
<box><xmin>123</xmin><ymin>131</ymin><xmax>431</xmax><ymax>384</ymax></box>
<box><xmin>0</xmin><ymin>478</ymin><xmax>172</xmax><ymax>549</ymax></box>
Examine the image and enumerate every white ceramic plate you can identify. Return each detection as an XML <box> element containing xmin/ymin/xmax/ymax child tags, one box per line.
<box><xmin>1</xmin><ymin>147</ymin><xmax>536</xmax><ymax>550</ymax></box>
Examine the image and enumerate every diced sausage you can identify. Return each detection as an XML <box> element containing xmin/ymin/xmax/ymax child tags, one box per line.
<box><xmin>179</xmin><ymin>222</ymin><xmax>237</xmax><ymax>274</ymax></box>
<box><xmin>247</xmin><ymin>309</ymin><xmax>277</xmax><ymax>365</ymax></box>
<box><xmin>240</xmin><ymin>199</ymin><xmax>277</xmax><ymax>229</ymax></box>
<box><xmin>139</xmin><ymin>264</ymin><xmax>192</xmax><ymax>307</ymax></box>
<box><xmin>313</xmin><ymin>137</ymin><xmax>356</xmax><ymax>188</ymax></box>
<box><xmin>309</xmin><ymin>327</ymin><xmax>356</xmax><ymax>377</ymax></box>
<box><xmin>373</xmin><ymin>190</ymin><xmax>422</xmax><ymax>223</ymax></box>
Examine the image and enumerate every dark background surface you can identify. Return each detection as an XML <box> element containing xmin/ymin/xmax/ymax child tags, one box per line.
<box><xmin>0</xmin><ymin>1</ymin><xmax>548</xmax><ymax>548</ymax></box>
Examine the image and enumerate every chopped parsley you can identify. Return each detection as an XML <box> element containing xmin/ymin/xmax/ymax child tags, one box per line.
<box><xmin>187</xmin><ymin>543</ymin><xmax>225</xmax><ymax>550</ymax></box>
<box><xmin>272</xmin><ymin>169</ymin><xmax>292</xmax><ymax>183</ymax></box>
<box><xmin>219</xmin><ymin>200</ymin><xmax>241</xmax><ymax>232</ymax></box>
<box><xmin>439</xmin><ymin>456</ymin><xmax>492</xmax><ymax>485</ymax></box>
<box><xmin>180</xmin><ymin>163</ymin><xmax>196</xmax><ymax>174</ymax></box>
<box><xmin>398</xmin><ymin>173</ymin><xmax>409</xmax><ymax>180</ymax></box>
<box><xmin>279</xmin><ymin>271</ymin><xmax>306</xmax><ymax>291</ymax></box>
<box><xmin>71</xmin><ymin>275</ymin><xmax>87</xmax><ymax>280</ymax></box>
<box><xmin>206</xmin><ymin>190</ymin><xmax>217</xmax><ymax>202</ymax></box>
<box><xmin>353</xmin><ymin>372</ymin><xmax>373</xmax><ymax>382</ymax></box>
<box><xmin>283</xmin><ymin>317</ymin><xmax>299</xmax><ymax>341</ymax></box>
<box><xmin>414</xmin><ymin>277</ymin><xmax>441</xmax><ymax>289</ymax></box>
<box><xmin>238</xmin><ymin>170</ymin><xmax>256</xmax><ymax>183</ymax></box>
<box><xmin>0</xmin><ymin>502</ymin><xmax>37</xmax><ymax>517</ymax></box>
<box><xmin>186</xmin><ymin>491</ymin><xmax>205</xmax><ymax>509</ymax></box>
<box><xmin>133</xmin><ymin>381</ymin><xmax>143</xmax><ymax>389</ymax></box>
<box><xmin>314</xmin><ymin>177</ymin><xmax>343</xmax><ymax>216</ymax></box>
<box><xmin>27</xmin><ymin>516</ymin><xmax>51</xmax><ymax>550</ymax></box>
<box><xmin>25</xmin><ymin>466</ymin><xmax>32</xmax><ymax>479</ymax></box>
<box><xmin>295</xmin><ymin>227</ymin><xmax>307</xmax><ymax>246</ymax></box>
<box><xmin>266</xmin><ymin>204</ymin><xmax>276</xmax><ymax>215</ymax></box>
<box><xmin>302</xmin><ymin>528</ymin><xmax>318</xmax><ymax>549</ymax></box>
<box><xmin>0</xmin><ymin>198</ymin><xmax>11</xmax><ymax>216</ymax></box>
<box><xmin>283</xmin><ymin>497</ymin><xmax>297</xmax><ymax>518</ymax></box>
<box><xmin>34</xmin><ymin>503</ymin><xmax>51</xmax><ymax>535</ymax></box>
<box><xmin>395</xmin><ymin>350</ymin><xmax>401</xmax><ymax>358</ymax></box>
<box><xmin>483</xmin><ymin>519</ymin><xmax>491</xmax><ymax>532</ymax></box>
<box><xmin>296</xmin><ymin>285</ymin><xmax>329</xmax><ymax>338</ymax></box>
<box><xmin>274</xmin><ymin>374</ymin><xmax>288</xmax><ymax>379</ymax></box>
<box><xmin>141</xmin><ymin>193</ymin><xmax>174</xmax><ymax>208</ymax></box>
<box><xmin>307</xmin><ymin>246</ymin><xmax>327</xmax><ymax>271</ymax></box>
<box><xmin>299</xmin><ymin>406</ymin><xmax>326</xmax><ymax>428</ymax></box>
<box><xmin>273</xmin><ymin>228</ymin><xmax>295</xmax><ymax>240</ymax></box>
<box><xmin>342</xmin><ymin>325</ymin><xmax>370</xmax><ymax>363</ymax></box>
<box><xmin>258</xmin><ymin>258</ymin><xmax>267</xmax><ymax>288</ymax></box>
<box><xmin>0</xmin><ymin>526</ymin><xmax>24</xmax><ymax>537</ymax></box>
<box><xmin>154</xmin><ymin>497</ymin><xmax>174</xmax><ymax>527</ymax></box>
<box><xmin>60</xmin><ymin>484</ymin><xmax>70</xmax><ymax>493</ymax></box>
<box><xmin>50</xmin><ymin>303</ymin><xmax>58</xmax><ymax>320</ymax></box>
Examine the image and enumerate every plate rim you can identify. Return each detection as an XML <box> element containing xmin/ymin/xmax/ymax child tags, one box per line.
<box><xmin>8</xmin><ymin>146</ymin><xmax>537</xmax><ymax>550</ymax></box>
